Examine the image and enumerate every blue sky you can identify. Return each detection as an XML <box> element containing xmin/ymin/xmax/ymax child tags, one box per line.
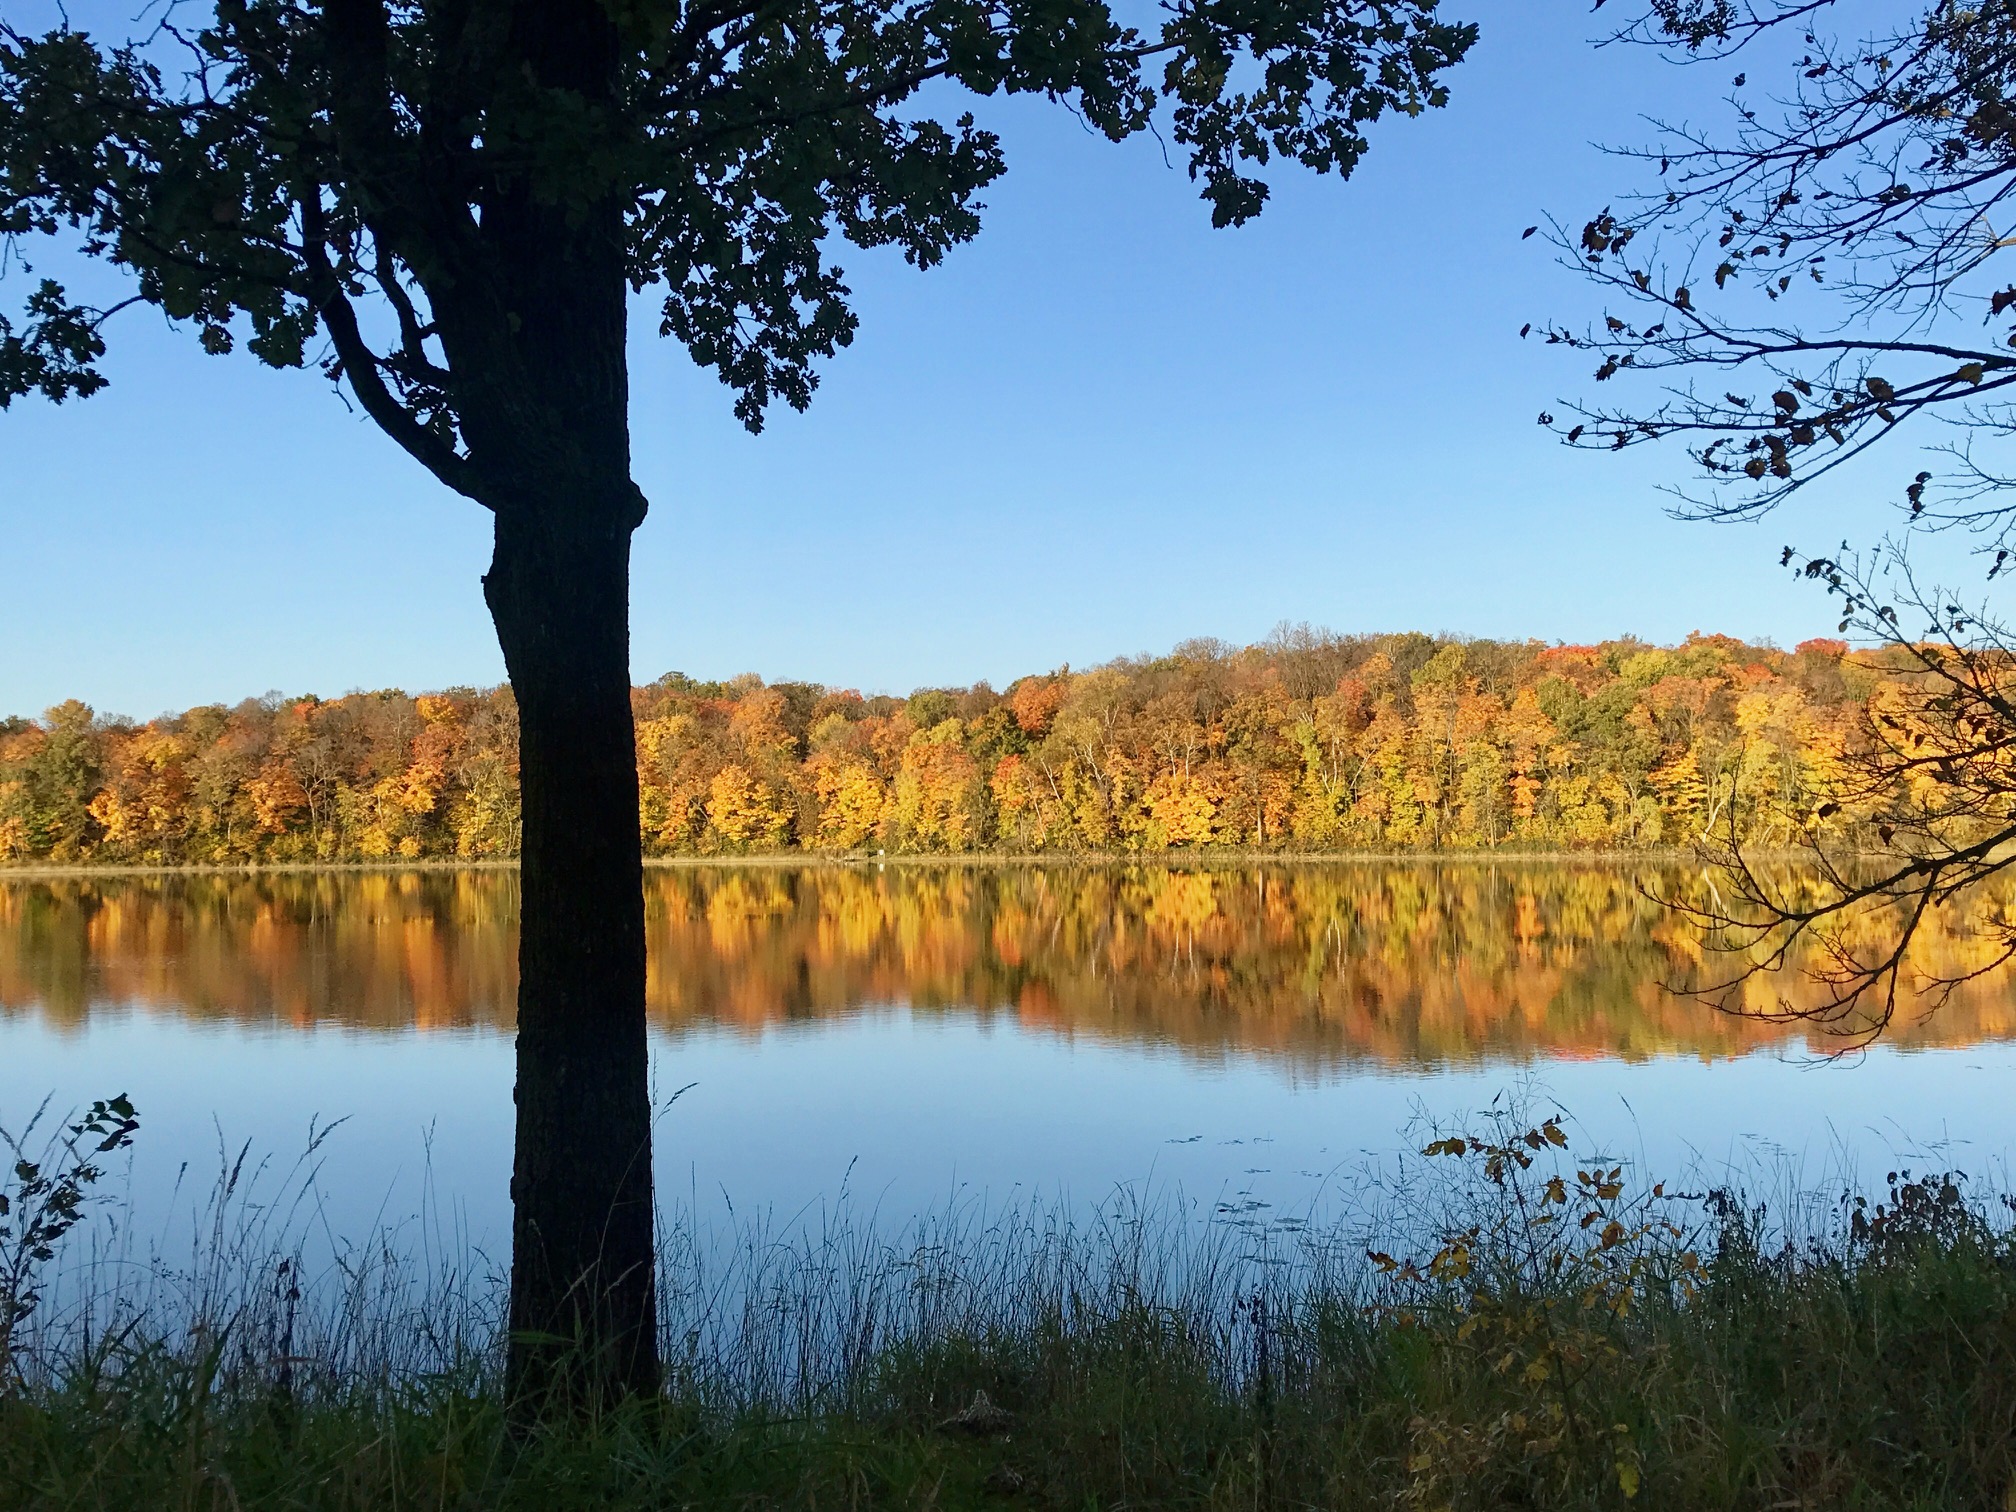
<box><xmin>1</xmin><ymin>0</ymin><xmax>1962</xmax><ymax>721</ymax></box>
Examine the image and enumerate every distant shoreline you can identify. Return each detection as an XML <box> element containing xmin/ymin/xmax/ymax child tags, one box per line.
<box><xmin>0</xmin><ymin>847</ymin><xmax>1812</xmax><ymax>880</ymax></box>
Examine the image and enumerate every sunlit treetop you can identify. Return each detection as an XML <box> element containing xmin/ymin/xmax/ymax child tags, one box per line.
<box><xmin>0</xmin><ymin>0</ymin><xmax>1474</xmax><ymax>501</ymax></box>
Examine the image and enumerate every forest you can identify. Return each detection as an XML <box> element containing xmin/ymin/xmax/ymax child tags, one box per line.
<box><xmin>0</xmin><ymin>628</ymin><xmax>1896</xmax><ymax>864</ymax></box>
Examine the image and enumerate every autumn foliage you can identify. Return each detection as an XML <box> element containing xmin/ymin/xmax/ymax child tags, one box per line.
<box><xmin>11</xmin><ymin>864</ymin><xmax>2016</xmax><ymax>1061</ymax></box>
<box><xmin>0</xmin><ymin>630</ymin><xmax>1900</xmax><ymax>865</ymax></box>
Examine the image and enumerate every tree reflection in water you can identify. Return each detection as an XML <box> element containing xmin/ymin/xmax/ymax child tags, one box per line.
<box><xmin>4</xmin><ymin>863</ymin><xmax>2013</xmax><ymax>1064</ymax></box>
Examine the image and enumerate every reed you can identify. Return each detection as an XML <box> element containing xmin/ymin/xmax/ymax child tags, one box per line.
<box><xmin>4</xmin><ymin>1099</ymin><xmax>2014</xmax><ymax>1509</ymax></box>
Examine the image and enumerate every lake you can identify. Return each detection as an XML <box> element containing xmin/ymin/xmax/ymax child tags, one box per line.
<box><xmin>5</xmin><ymin>862</ymin><xmax>2016</xmax><ymax>1258</ymax></box>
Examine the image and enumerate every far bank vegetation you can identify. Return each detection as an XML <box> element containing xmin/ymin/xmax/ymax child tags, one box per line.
<box><xmin>0</xmin><ymin>629</ymin><xmax>1905</xmax><ymax>865</ymax></box>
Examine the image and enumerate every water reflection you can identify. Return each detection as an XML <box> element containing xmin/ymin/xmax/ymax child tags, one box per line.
<box><xmin>6</xmin><ymin>864</ymin><xmax>2014</xmax><ymax>1065</ymax></box>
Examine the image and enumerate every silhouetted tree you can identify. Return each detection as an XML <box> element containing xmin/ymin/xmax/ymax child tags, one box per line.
<box><xmin>1549</xmin><ymin>0</ymin><xmax>2016</xmax><ymax>1038</ymax></box>
<box><xmin>0</xmin><ymin>0</ymin><xmax>1474</xmax><ymax>1409</ymax></box>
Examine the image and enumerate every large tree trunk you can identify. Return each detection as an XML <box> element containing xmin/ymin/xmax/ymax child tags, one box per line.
<box><xmin>443</xmin><ymin>0</ymin><xmax>653</xmax><ymax>1418</ymax></box>
<box><xmin>485</xmin><ymin>504</ymin><xmax>658</xmax><ymax>1412</ymax></box>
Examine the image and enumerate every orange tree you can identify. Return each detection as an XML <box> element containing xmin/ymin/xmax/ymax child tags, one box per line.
<box><xmin>0</xmin><ymin>0</ymin><xmax>1474</xmax><ymax>1410</ymax></box>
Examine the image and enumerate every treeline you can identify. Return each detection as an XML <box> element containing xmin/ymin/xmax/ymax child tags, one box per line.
<box><xmin>0</xmin><ymin>629</ymin><xmax>1892</xmax><ymax>865</ymax></box>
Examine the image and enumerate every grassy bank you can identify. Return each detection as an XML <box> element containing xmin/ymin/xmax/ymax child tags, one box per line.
<box><xmin>5</xmin><ymin>1112</ymin><xmax>2015</xmax><ymax>1509</ymax></box>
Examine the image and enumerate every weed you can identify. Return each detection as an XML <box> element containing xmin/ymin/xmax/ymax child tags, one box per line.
<box><xmin>7</xmin><ymin>1101</ymin><xmax>2016</xmax><ymax>1509</ymax></box>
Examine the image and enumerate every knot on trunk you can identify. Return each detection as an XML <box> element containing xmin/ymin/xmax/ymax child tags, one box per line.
<box><xmin>485</xmin><ymin>476</ymin><xmax>649</xmax><ymax>537</ymax></box>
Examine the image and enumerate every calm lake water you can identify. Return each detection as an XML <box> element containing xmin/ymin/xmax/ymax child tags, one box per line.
<box><xmin>4</xmin><ymin>863</ymin><xmax>2016</xmax><ymax>1254</ymax></box>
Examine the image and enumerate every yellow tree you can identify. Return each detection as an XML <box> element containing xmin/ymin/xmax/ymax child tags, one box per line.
<box><xmin>890</xmin><ymin>720</ymin><xmax>987</xmax><ymax>851</ymax></box>
<box><xmin>807</xmin><ymin>750</ymin><xmax>886</xmax><ymax>849</ymax></box>
<box><xmin>706</xmin><ymin>764</ymin><xmax>794</xmax><ymax>850</ymax></box>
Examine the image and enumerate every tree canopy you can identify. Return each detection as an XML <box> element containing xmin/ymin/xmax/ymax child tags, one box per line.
<box><xmin>1</xmin><ymin>0</ymin><xmax>1474</xmax><ymax>469</ymax></box>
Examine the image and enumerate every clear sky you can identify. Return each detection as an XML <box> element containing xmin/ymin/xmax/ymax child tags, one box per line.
<box><xmin>0</xmin><ymin>0</ymin><xmax>1964</xmax><ymax>721</ymax></box>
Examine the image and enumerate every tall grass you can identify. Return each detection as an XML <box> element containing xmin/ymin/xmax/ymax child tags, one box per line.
<box><xmin>5</xmin><ymin>1098</ymin><xmax>2016</xmax><ymax>1509</ymax></box>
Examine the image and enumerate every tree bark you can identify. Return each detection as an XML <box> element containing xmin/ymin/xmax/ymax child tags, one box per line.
<box><xmin>484</xmin><ymin>500</ymin><xmax>658</xmax><ymax>1413</ymax></box>
<box><xmin>431</xmin><ymin>0</ymin><xmax>654</xmax><ymax>1419</ymax></box>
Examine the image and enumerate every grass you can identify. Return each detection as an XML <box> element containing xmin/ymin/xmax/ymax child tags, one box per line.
<box><xmin>6</xmin><ymin>1105</ymin><xmax>2016</xmax><ymax>1510</ymax></box>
